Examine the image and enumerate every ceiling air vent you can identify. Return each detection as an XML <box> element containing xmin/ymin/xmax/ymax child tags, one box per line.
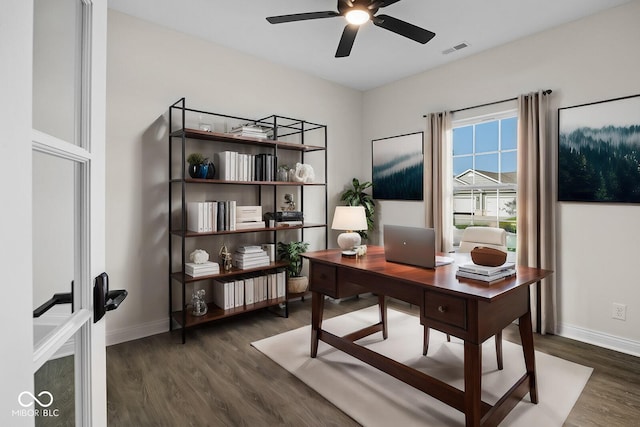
<box><xmin>442</xmin><ymin>41</ymin><xmax>470</xmax><ymax>55</ymax></box>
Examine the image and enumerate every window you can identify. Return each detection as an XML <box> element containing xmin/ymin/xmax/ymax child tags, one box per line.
<box><xmin>452</xmin><ymin>111</ymin><xmax>517</xmax><ymax>250</ymax></box>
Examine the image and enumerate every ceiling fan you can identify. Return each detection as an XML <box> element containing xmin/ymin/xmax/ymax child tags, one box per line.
<box><xmin>266</xmin><ymin>0</ymin><xmax>436</xmax><ymax>58</ymax></box>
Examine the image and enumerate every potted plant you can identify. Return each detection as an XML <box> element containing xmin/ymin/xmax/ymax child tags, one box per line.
<box><xmin>187</xmin><ymin>152</ymin><xmax>205</xmax><ymax>178</ymax></box>
<box><xmin>340</xmin><ymin>178</ymin><xmax>375</xmax><ymax>240</ymax></box>
<box><xmin>187</xmin><ymin>153</ymin><xmax>215</xmax><ymax>179</ymax></box>
<box><xmin>277</xmin><ymin>241</ymin><xmax>310</xmax><ymax>293</ymax></box>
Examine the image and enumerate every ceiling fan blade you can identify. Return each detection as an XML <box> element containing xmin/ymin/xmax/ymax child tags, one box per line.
<box><xmin>335</xmin><ymin>24</ymin><xmax>359</xmax><ymax>58</ymax></box>
<box><xmin>370</xmin><ymin>0</ymin><xmax>403</xmax><ymax>8</ymax></box>
<box><xmin>373</xmin><ymin>14</ymin><xmax>435</xmax><ymax>44</ymax></box>
<box><xmin>266</xmin><ymin>11</ymin><xmax>339</xmax><ymax>24</ymax></box>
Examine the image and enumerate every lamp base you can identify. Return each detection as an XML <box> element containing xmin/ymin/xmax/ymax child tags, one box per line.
<box><xmin>337</xmin><ymin>232</ymin><xmax>361</xmax><ymax>252</ymax></box>
<box><xmin>341</xmin><ymin>250</ymin><xmax>357</xmax><ymax>258</ymax></box>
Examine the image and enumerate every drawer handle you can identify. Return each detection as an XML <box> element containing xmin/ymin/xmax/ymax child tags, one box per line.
<box><xmin>438</xmin><ymin>305</ymin><xmax>447</xmax><ymax>313</ymax></box>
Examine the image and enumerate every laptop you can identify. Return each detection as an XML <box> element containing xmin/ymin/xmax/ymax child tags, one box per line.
<box><xmin>383</xmin><ymin>224</ymin><xmax>454</xmax><ymax>269</ymax></box>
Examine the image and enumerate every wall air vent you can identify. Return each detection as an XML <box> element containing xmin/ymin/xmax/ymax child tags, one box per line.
<box><xmin>442</xmin><ymin>41</ymin><xmax>470</xmax><ymax>55</ymax></box>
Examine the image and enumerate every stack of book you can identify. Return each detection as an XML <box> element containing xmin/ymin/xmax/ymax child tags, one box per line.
<box><xmin>185</xmin><ymin>261</ymin><xmax>220</xmax><ymax>277</ymax></box>
<box><xmin>229</xmin><ymin>124</ymin><xmax>272</xmax><ymax>139</ymax></box>
<box><xmin>235</xmin><ymin>205</ymin><xmax>265</xmax><ymax>230</ymax></box>
<box><xmin>233</xmin><ymin>246</ymin><xmax>270</xmax><ymax>270</ymax></box>
<box><xmin>456</xmin><ymin>261</ymin><xmax>516</xmax><ymax>284</ymax></box>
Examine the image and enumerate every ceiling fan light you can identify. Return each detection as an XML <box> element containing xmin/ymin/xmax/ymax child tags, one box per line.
<box><xmin>345</xmin><ymin>9</ymin><xmax>369</xmax><ymax>25</ymax></box>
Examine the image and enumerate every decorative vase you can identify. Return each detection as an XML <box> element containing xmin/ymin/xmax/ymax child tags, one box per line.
<box><xmin>205</xmin><ymin>161</ymin><xmax>216</xmax><ymax>179</ymax></box>
<box><xmin>188</xmin><ymin>163</ymin><xmax>201</xmax><ymax>178</ymax></box>
<box><xmin>198</xmin><ymin>163</ymin><xmax>209</xmax><ymax>179</ymax></box>
<box><xmin>287</xmin><ymin>276</ymin><xmax>309</xmax><ymax>293</ymax></box>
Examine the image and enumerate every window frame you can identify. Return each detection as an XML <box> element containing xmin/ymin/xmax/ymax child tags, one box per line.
<box><xmin>451</xmin><ymin>108</ymin><xmax>518</xmax><ymax>249</ymax></box>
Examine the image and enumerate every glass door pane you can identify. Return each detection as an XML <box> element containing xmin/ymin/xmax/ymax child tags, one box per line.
<box><xmin>33</xmin><ymin>335</ymin><xmax>76</xmax><ymax>426</ymax></box>
<box><xmin>32</xmin><ymin>0</ymin><xmax>81</xmax><ymax>146</ymax></box>
<box><xmin>32</xmin><ymin>151</ymin><xmax>79</xmax><ymax>350</ymax></box>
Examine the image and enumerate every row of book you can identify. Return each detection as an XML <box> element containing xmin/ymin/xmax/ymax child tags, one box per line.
<box><xmin>187</xmin><ymin>200</ymin><xmax>236</xmax><ymax>232</ymax></box>
<box><xmin>212</xmin><ymin>270</ymin><xmax>286</xmax><ymax>310</ymax></box>
<box><xmin>456</xmin><ymin>261</ymin><xmax>516</xmax><ymax>284</ymax></box>
<box><xmin>215</xmin><ymin>151</ymin><xmax>278</xmax><ymax>182</ymax></box>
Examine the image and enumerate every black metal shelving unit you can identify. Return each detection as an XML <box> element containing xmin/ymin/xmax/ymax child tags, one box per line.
<box><xmin>168</xmin><ymin>98</ymin><xmax>328</xmax><ymax>343</ymax></box>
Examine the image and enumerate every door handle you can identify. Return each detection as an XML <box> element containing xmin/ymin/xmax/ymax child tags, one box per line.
<box><xmin>33</xmin><ymin>281</ymin><xmax>74</xmax><ymax>318</ymax></box>
<box><xmin>94</xmin><ymin>272</ymin><xmax>127</xmax><ymax>323</ymax></box>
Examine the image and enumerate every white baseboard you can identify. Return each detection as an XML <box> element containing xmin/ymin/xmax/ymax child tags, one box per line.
<box><xmin>106</xmin><ymin>318</ymin><xmax>169</xmax><ymax>346</ymax></box>
<box><xmin>558</xmin><ymin>322</ymin><xmax>640</xmax><ymax>357</ymax></box>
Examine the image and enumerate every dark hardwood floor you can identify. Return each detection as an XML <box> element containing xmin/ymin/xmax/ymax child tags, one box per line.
<box><xmin>106</xmin><ymin>295</ymin><xmax>640</xmax><ymax>426</ymax></box>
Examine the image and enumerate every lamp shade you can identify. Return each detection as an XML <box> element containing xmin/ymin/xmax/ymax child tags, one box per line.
<box><xmin>331</xmin><ymin>206</ymin><xmax>367</xmax><ymax>251</ymax></box>
<box><xmin>331</xmin><ymin>206</ymin><xmax>367</xmax><ymax>231</ymax></box>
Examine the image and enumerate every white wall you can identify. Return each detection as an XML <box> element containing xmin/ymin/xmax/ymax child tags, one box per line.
<box><xmin>362</xmin><ymin>1</ymin><xmax>640</xmax><ymax>354</ymax></box>
<box><xmin>105</xmin><ymin>11</ymin><xmax>363</xmax><ymax>343</ymax></box>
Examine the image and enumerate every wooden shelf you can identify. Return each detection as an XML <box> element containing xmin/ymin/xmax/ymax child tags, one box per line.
<box><xmin>170</xmin><ymin>128</ymin><xmax>325</xmax><ymax>152</ymax></box>
<box><xmin>171</xmin><ymin>261</ymin><xmax>288</xmax><ymax>283</ymax></box>
<box><xmin>170</xmin><ymin>178</ymin><xmax>326</xmax><ymax>186</ymax></box>
<box><xmin>171</xmin><ymin>223</ymin><xmax>327</xmax><ymax>238</ymax></box>
<box><xmin>172</xmin><ymin>298</ymin><xmax>286</xmax><ymax>328</ymax></box>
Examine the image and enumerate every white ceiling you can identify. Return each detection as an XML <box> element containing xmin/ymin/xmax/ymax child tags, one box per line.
<box><xmin>107</xmin><ymin>0</ymin><xmax>632</xmax><ymax>91</ymax></box>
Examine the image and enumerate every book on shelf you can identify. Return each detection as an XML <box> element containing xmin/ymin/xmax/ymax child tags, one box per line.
<box><xmin>229</xmin><ymin>124</ymin><xmax>271</xmax><ymax>139</ymax></box>
<box><xmin>185</xmin><ymin>261</ymin><xmax>219</xmax><ymax>275</ymax></box>
<box><xmin>244</xmin><ymin>277</ymin><xmax>255</xmax><ymax>305</ymax></box>
<box><xmin>233</xmin><ymin>258</ymin><xmax>270</xmax><ymax>270</ymax></box>
<box><xmin>276</xmin><ymin>220</ymin><xmax>303</xmax><ymax>227</ymax></box>
<box><xmin>236</xmin><ymin>245</ymin><xmax>263</xmax><ymax>253</ymax></box>
<box><xmin>457</xmin><ymin>262</ymin><xmax>515</xmax><ymax>276</ymax></box>
<box><xmin>213</xmin><ymin>279</ymin><xmax>233</xmax><ymax>310</ymax></box>
<box><xmin>455</xmin><ymin>268</ymin><xmax>516</xmax><ymax>284</ymax></box>
<box><xmin>236</xmin><ymin>206</ymin><xmax>262</xmax><ymax>223</ymax></box>
<box><xmin>234</xmin><ymin>221</ymin><xmax>266</xmax><ymax>230</ymax></box>
<box><xmin>235</xmin><ymin>249</ymin><xmax>267</xmax><ymax>259</ymax></box>
<box><xmin>187</xmin><ymin>201</ymin><xmax>219</xmax><ymax>233</ymax></box>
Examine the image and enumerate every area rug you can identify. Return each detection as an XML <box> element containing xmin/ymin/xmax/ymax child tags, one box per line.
<box><xmin>252</xmin><ymin>305</ymin><xmax>592</xmax><ymax>426</ymax></box>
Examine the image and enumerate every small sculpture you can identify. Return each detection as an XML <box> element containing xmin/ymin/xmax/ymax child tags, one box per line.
<box><xmin>191</xmin><ymin>289</ymin><xmax>208</xmax><ymax>316</ymax></box>
<box><xmin>219</xmin><ymin>243</ymin><xmax>233</xmax><ymax>271</ymax></box>
<box><xmin>282</xmin><ymin>193</ymin><xmax>296</xmax><ymax>211</ymax></box>
<box><xmin>189</xmin><ymin>249</ymin><xmax>209</xmax><ymax>264</ymax></box>
<box><xmin>290</xmin><ymin>162</ymin><xmax>315</xmax><ymax>183</ymax></box>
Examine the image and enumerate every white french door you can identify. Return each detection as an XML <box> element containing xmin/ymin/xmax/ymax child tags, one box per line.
<box><xmin>1</xmin><ymin>0</ymin><xmax>107</xmax><ymax>426</ymax></box>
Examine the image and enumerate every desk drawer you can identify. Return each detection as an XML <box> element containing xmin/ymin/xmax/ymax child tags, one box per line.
<box><xmin>310</xmin><ymin>263</ymin><xmax>337</xmax><ymax>295</ymax></box>
<box><xmin>424</xmin><ymin>291</ymin><xmax>467</xmax><ymax>330</ymax></box>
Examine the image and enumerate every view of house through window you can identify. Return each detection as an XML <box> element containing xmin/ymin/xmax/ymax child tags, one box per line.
<box><xmin>452</xmin><ymin>111</ymin><xmax>517</xmax><ymax>251</ymax></box>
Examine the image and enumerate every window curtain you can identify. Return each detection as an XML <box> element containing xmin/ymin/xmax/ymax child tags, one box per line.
<box><xmin>517</xmin><ymin>91</ymin><xmax>556</xmax><ymax>335</ymax></box>
<box><xmin>424</xmin><ymin>112</ymin><xmax>453</xmax><ymax>253</ymax></box>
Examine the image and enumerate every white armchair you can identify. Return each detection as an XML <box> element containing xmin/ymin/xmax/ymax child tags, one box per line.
<box><xmin>458</xmin><ymin>226</ymin><xmax>507</xmax><ymax>253</ymax></box>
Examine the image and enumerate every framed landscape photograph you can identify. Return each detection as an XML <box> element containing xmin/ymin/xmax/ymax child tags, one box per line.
<box><xmin>558</xmin><ymin>94</ymin><xmax>640</xmax><ymax>203</ymax></box>
<box><xmin>372</xmin><ymin>132</ymin><xmax>423</xmax><ymax>200</ymax></box>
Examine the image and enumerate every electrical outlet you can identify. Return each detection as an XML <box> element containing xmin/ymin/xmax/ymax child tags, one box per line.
<box><xmin>612</xmin><ymin>303</ymin><xmax>627</xmax><ymax>321</ymax></box>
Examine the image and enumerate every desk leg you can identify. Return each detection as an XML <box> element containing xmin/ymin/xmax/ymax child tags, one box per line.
<box><xmin>464</xmin><ymin>341</ymin><xmax>482</xmax><ymax>427</ymax></box>
<box><xmin>378</xmin><ymin>295</ymin><xmax>388</xmax><ymax>340</ymax></box>
<box><xmin>519</xmin><ymin>312</ymin><xmax>538</xmax><ymax>404</ymax></box>
<box><xmin>311</xmin><ymin>291</ymin><xmax>325</xmax><ymax>358</ymax></box>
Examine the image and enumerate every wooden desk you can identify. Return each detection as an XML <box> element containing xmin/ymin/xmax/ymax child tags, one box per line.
<box><xmin>303</xmin><ymin>246</ymin><xmax>552</xmax><ymax>427</ymax></box>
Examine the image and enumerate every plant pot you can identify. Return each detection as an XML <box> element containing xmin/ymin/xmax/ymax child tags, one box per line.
<box><xmin>205</xmin><ymin>161</ymin><xmax>216</xmax><ymax>179</ymax></box>
<box><xmin>287</xmin><ymin>276</ymin><xmax>308</xmax><ymax>294</ymax></box>
<box><xmin>188</xmin><ymin>163</ymin><xmax>201</xmax><ymax>178</ymax></box>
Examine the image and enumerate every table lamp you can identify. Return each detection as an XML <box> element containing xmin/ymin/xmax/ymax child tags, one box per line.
<box><xmin>331</xmin><ymin>206</ymin><xmax>367</xmax><ymax>255</ymax></box>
